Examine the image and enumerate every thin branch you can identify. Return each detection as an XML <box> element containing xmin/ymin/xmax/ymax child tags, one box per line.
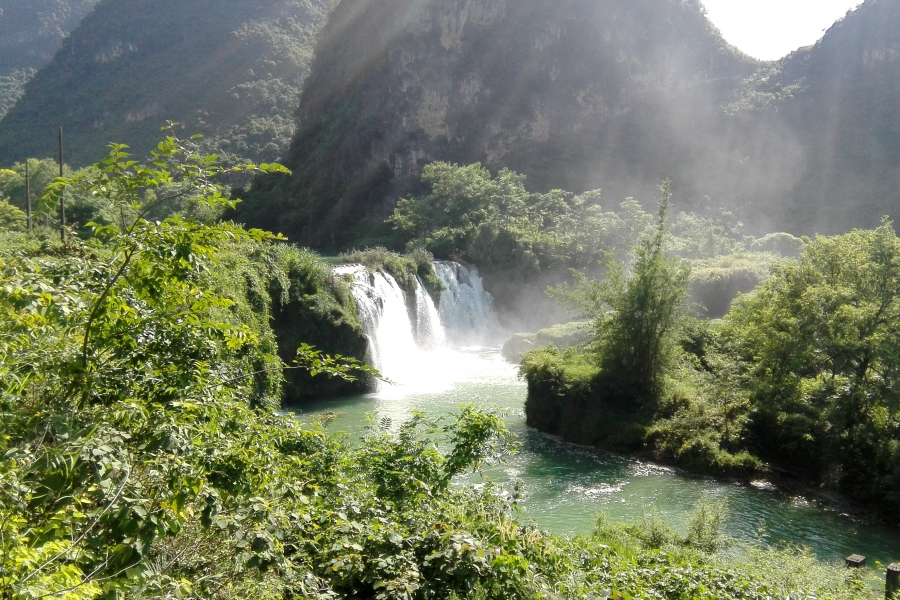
<box><xmin>81</xmin><ymin>249</ymin><xmax>136</xmax><ymax>371</ymax></box>
<box><xmin>19</xmin><ymin>469</ymin><xmax>130</xmax><ymax>585</ymax></box>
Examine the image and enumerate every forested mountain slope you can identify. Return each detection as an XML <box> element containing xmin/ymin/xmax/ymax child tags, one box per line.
<box><xmin>0</xmin><ymin>0</ymin><xmax>99</xmax><ymax>118</ymax></box>
<box><xmin>237</xmin><ymin>0</ymin><xmax>764</xmax><ymax>248</ymax></box>
<box><xmin>0</xmin><ymin>0</ymin><xmax>336</xmax><ymax>166</ymax></box>
<box><xmin>770</xmin><ymin>0</ymin><xmax>900</xmax><ymax>233</ymax></box>
<box><xmin>2</xmin><ymin>0</ymin><xmax>897</xmax><ymax>242</ymax></box>
<box><xmin>238</xmin><ymin>0</ymin><xmax>900</xmax><ymax>248</ymax></box>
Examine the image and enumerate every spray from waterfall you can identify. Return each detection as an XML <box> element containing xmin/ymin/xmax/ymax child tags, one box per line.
<box><xmin>434</xmin><ymin>261</ymin><xmax>504</xmax><ymax>346</ymax></box>
<box><xmin>335</xmin><ymin>262</ymin><xmax>505</xmax><ymax>398</ymax></box>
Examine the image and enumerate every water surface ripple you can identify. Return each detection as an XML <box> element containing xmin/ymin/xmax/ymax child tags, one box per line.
<box><xmin>294</xmin><ymin>347</ymin><xmax>900</xmax><ymax>566</ymax></box>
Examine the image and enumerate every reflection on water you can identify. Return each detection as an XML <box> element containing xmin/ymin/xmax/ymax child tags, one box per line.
<box><xmin>291</xmin><ymin>346</ymin><xmax>900</xmax><ymax>566</ymax></box>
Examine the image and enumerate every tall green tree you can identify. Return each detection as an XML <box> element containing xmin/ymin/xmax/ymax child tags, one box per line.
<box><xmin>726</xmin><ymin>219</ymin><xmax>900</xmax><ymax>500</ymax></box>
<box><xmin>552</xmin><ymin>182</ymin><xmax>691</xmax><ymax>409</ymax></box>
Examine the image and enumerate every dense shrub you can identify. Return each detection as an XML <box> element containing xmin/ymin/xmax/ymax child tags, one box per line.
<box><xmin>725</xmin><ymin>220</ymin><xmax>900</xmax><ymax>508</ymax></box>
<box><xmin>0</xmin><ymin>139</ymin><xmax>871</xmax><ymax>600</ymax></box>
<box><xmin>339</xmin><ymin>246</ymin><xmax>444</xmax><ymax>301</ymax></box>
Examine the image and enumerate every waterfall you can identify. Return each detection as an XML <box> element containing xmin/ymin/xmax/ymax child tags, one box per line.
<box><xmin>413</xmin><ymin>276</ymin><xmax>447</xmax><ymax>350</ymax></box>
<box><xmin>433</xmin><ymin>261</ymin><xmax>503</xmax><ymax>346</ymax></box>
<box><xmin>335</xmin><ymin>262</ymin><xmax>503</xmax><ymax>397</ymax></box>
<box><xmin>335</xmin><ymin>265</ymin><xmax>423</xmax><ymax>377</ymax></box>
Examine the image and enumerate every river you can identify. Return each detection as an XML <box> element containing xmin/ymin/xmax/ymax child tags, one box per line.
<box><xmin>291</xmin><ymin>263</ymin><xmax>900</xmax><ymax>567</ymax></box>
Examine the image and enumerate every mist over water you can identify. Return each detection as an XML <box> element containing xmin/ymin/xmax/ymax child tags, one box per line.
<box><xmin>336</xmin><ymin>263</ymin><xmax>505</xmax><ymax>399</ymax></box>
<box><xmin>434</xmin><ymin>261</ymin><xmax>505</xmax><ymax>346</ymax></box>
<box><xmin>308</xmin><ymin>262</ymin><xmax>900</xmax><ymax>566</ymax></box>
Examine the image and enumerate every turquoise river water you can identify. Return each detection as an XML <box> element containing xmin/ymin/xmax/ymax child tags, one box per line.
<box><xmin>292</xmin><ymin>346</ymin><xmax>900</xmax><ymax>568</ymax></box>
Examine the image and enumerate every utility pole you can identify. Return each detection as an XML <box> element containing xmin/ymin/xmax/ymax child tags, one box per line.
<box><xmin>25</xmin><ymin>160</ymin><xmax>32</xmax><ymax>234</ymax></box>
<box><xmin>58</xmin><ymin>126</ymin><xmax>66</xmax><ymax>242</ymax></box>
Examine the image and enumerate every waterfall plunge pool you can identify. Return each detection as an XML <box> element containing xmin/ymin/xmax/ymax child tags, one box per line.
<box><xmin>291</xmin><ymin>263</ymin><xmax>900</xmax><ymax>567</ymax></box>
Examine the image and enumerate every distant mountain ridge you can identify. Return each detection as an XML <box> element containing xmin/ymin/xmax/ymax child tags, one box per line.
<box><xmin>0</xmin><ymin>0</ymin><xmax>336</xmax><ymax>167</ymax></box>
<box><xmin>1</xmin><ymin>0</ymin><xmax>898</xmax><ymax>243</ymax></box>
<box><xmin>0</xmin><ymin>0</ymin><xmax>100</xmax><ymax>119</ymax></box>
<box><xmin>236</xmin><ymin>0</ymin><xmax>900</xmax><ymax>246</ymax></box>
<box><xmin>0</xmin><ymin>0</ymin><xmax>99</xmax><ymax>73</ymax></box>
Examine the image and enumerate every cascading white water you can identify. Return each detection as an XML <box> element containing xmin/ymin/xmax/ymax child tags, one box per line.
<box><xmin>335</xmin><ymin>265</ymin><xmax>422</xmax><ymax>380</ymax></box>
<box><xmin>413</xmin><ymin>276</ymin><xmax>447</xmax><ymax>350</ymax></box>
<box><xmin>335</xmin><ymin>262</ymin><xmax>505</xmax><ymax>398</ymax></box>
<box><xmin>433</xmin><ymin>261</ymin><xmax>503</xmax><ymax>346</ymax></box>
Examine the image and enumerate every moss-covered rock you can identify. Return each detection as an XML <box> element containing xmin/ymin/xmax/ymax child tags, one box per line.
<box><xmin>213</xmin><ymin>241</ymin><xmax>370</xmax><ymax>405</ymax></box>
<box><xmin>338</xmin><ymin>246</ymin><xmax>443</xmax><ymax>299</ymax></box>
<box><xmin>688</xmin><ymin>252</ymin><xmax>779</xmax><ymax>318</ymax></box>
<box><xmin>502</xmin><ymin>321</ymin><xmax>590</xmax><ymax>361</ymax></box>
<box><xmin>521</xmin><ymin>346</ymin><xmax>647</xmax><ymax>450</ymax></box>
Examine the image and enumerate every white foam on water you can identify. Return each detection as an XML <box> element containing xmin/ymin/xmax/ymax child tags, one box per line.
<box><xmin>336</xmin><ymin>262</ymin><xmax>509</xmax><ymax>400</ymax></box>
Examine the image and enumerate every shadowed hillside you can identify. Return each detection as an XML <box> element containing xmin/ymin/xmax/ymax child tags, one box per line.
<box><xmin>769</xmin><ymin>0</ymin><xmax>900</xmax><ymax>233</ymax></box>
<box><xmin>0</xmin><ymin>0</ymin><xmax>336</xmax><ymax>166</ymax></box>
<box><xmin>237</xmin><ymin>0</ymin><xmax>900</xmax><ymax>248</ymax></box>
<box><xmin>0</xmin><ymin>0</ymin><xmax>100</xmax><ymax>118</ymax></box>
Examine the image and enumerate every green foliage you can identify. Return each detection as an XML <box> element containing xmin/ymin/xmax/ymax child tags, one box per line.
<box><xmin>388</xmin><ymin>162</ymin><xmax>663</xmax><ymax>278</ymax></box>
<box><xmin>339</xmin><ymin>246</ymin><xmax>444</xmax><ymax>301</ymax></box>
<box><xmin>592</xmin><ymin>499</ymin><xmax>729</xmax><ymax>556</ymax></box>
<box><xmin>526</xmin><ymin>217</ymin><xmax>900</xmax><ymax>513</ymax></box>
<box><xmin>669</xmin><ymin>210</ymin><xmax>747</xmax><ymax>260</ymax></box>
<box><xmin>722</xmin><ymin>543</ymin><xmax>867</xmax><ymax>600</ymax></box>
<box><xmin>361</xmin><ymin>407</ymin><xmax>517</xmax><ymax>505</ymax></box>
<box><xmin>0</xmin><ymin>197</ymin><xmax>26</xmax><ymax>231</ymax></box>
<box><xmin>685</xmin><ymin>500</ymin><xmax>730</xmax><ymax>554</ymax></box>
<box><xmin>0</xmin><ymin>135</ymin><xmax>373</xmax><ymax>597</ymax></box>
<box><xmin>0</xmin><ymin>158</ymin><xmax>72</xmax><ymax>212</ymax></box>
<box><xmin>725</xmin><ymin>220</ymin><xmax>900</xmax><ymax>506</ymax></box>
<box><xmin>550</xmin><ymin>182</ymin><xmax>691</xmax><ymax>409</ymax></box>
<box><xmin>211</xmin><ymin>240</ymin><xmax>370</xmax><ymax>403</ymax></box>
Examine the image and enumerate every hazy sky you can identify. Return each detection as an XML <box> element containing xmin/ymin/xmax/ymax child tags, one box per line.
<box><xmin>702</xmin><ymin>0</ymin><xmax>863</xmax><ymax>60</ymax></box>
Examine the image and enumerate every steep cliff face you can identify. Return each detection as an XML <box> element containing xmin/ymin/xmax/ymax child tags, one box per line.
<box><xmin>0</xmin><ymin>0</ymin><xmax>336</xmax><ymax>167</ymax></box>
<box><xmin>241</xmin><ymin>0</ymin><xmax>900</xmax><ymax>246</ymax></box>
<box><xmin>243</xmin><ymin>0</ymin><xmax>764</xmax><ymax>247</ymax></box>
<box><xmin>771</xmin><ymin>0</ymin><xmax>900</xmax><ymax>233</ymax></box>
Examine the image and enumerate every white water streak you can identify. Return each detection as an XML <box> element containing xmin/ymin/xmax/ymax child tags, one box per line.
<box><xmin>335</xmin><ymin>262</ymin><xmax>506</xmax><ymax>399</ymax></box>
<box><xmin>434</xmin><ymin>261</ymin><xmax>504</xmax><ymax>346</ymax></box>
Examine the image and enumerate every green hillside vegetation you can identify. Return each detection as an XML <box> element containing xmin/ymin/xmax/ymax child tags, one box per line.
<box><xmin>321</xmin><ymin>160</ymin><xmax>790</xmax><ymax>330</ymax></box>
<box><xmin>0</xmin><ymin>134</ymin><xmax>871</xmax><ymax>600</ymax></box>
<box><xmin>521</xmin><ymin>186</ymin><xmax>900</xmax><ymax>516</ymax></box>
<box><xmin>0</xmin><ymin>0</ymin><xmax>336</xmax><ymax>168</ymax></box>
<box><xmin>0</xmin><ymin>0</ymin><xmax>100</xmax><ymax>119</ymax></box>
<box><xmin>236</xmin><ymin>0</ymin><xmax>900</xmax><ymax>248</ymax></box>
<box><xmin>0</xmin><ymin>69</ymin><xmax>32</xmax><ymax>121</ymax></box>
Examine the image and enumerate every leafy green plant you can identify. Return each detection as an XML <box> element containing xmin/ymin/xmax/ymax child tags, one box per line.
<box><xmin>0</xmin><ymin>132</ymin><xmax>374</xmax><ymax>598</ymax></box>
<box><xmin>549</xmin><ymin>181</ymin><xmax>691</xmax><ymax>410</ymax></box>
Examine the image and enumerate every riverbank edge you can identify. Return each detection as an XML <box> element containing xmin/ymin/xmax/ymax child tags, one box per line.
<box><xmin>522</xmin><ymin>375</ymin><xmax>900</xmax><ymax>532</ymax></box>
